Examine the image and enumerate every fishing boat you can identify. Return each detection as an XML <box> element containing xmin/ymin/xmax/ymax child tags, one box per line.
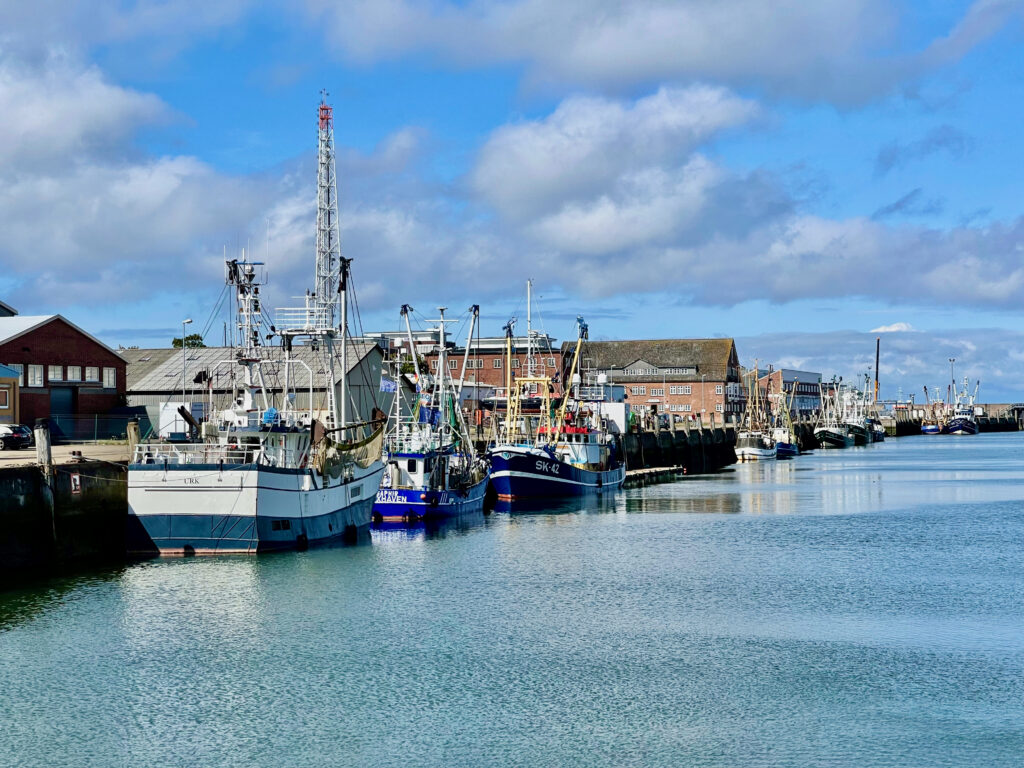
<box><xmin>736</xmin><ymin>364</ymin><xmax>777</xmax><ymax>461</ymax></box>
<box><xmin>841</xmin><ymin>387</ymin><xmax>872</xmax><ymax>446</ymax></box>
<box><xmin>127</xmin><ymin>98</ymin><xmax>386</xmax><ymax>555</ymax></box>
<box><xmin>945</xmin><ymin>377</ymin><xmax>980</xmax><ymax>435</ymax></box>
<box><xmin>921</xmin><ymin>384</ymin><xmax>948</xmax><ymax>435</ymax></box>
<box><xmin>814</xmin><ymin>378</ymin><xmax>854</xmax><ymax>448</ymax></box>
<box><xmin>768</xmin><ymin>381</ymin><xmax>799</xmax><ymax>458</ymax></box>
<box><xmin>373</xmin><ymin>306</ymin><xmax>489</xmax><ymax>523</ymax></box>
<box><xmin>487</xmin><ymin>310</ymin><xmax>625</xmax><ymax>501</ymax></box>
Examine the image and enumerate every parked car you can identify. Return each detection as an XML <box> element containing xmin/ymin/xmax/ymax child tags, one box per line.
<box><xmin>0</xmin><ymin>424</ymin><xmax>33</xmax><ymax>450</ymax></box>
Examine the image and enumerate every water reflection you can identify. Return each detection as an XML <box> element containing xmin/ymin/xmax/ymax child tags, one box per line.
<box><xmin>372</xmin><ymin>509</ymin><xmax>489</xmax><ymax>543</ymax></box>
<box><xmin>0</xmin><ymin>566</ymin><xmax>124</xmax><ymax>632</ymax></box>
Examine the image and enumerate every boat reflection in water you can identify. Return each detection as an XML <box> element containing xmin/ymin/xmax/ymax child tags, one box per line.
<box><xmin>371</xmin><ymin>509</ymin><xmax>488</xmax><ymax>542</ymax></box>
<box><xmin>491</xmin><ymin>492</ymin><xmax>620</xmax><ymax>517</ymax></box>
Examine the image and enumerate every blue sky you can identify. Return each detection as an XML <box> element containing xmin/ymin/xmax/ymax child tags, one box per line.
<box><xmin>1</xmin><ymin>0</ymin><xmax>1024</xmax><ymax>400</ymax></box>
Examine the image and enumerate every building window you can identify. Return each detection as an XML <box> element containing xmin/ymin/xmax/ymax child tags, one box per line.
<box><xmin>48</xmin><ymin>365</ymin><xmax>62</xmax><ymax>381</ymax></box>
<box><xmin>493</xmin><ymin>359</ymin><xmax>502</xmax><ymax>369</ymax></box>
<box><xmin>103</xmin><ymin>367</ymin><xmax>117</xmax><ymax>389</ymax></box>
<box><xmin>630</xmin><ymin>386</ymin><xmax>646</xmax><ymax>395</ymax></box>
<box><xmin>448</xmin><ymin>360</ymin><xmax>458</xmax><ymax>369</ymax></box>
<box><xmin>651</xmin><ymin>388</ymin><xmax>664</xmax><ymax>396</ymax></box>
<box><xmin>28</xmin><ymin>365</ymin><xmax>43</xmax><ymax>387</ymax></box>
<box><xmin>511</xmin><ymin>359</ymin><xmax>521</xmax><ymax>368</ymax></box>
<box><xmin>547</xmin><ymin>358</ymin><xmax>556</xmax><ymax>367</ymax></box>
<box><xmin>85</xmin><ymin>366</ymin><xmax>99</xmax><ymax>382</ymax></box>
<box><xmin>715</xmin><ymin>384</ymin><xmax>724</xmax><ymax>395</ymax></box>
<box><xmin>683</xmin><ymin>385</ymin><xmax>692</xmax><ymax>395</ymax></box>
<box><xmin>8</xmin><ymin>363</ymin><xmax>24</xmax><ymax>386</ymax></box>
<box><xmin>715</xmin><ymin>403</ymin><xmax>724</xmax><ymax>413</ymax></box>
<box><xmin>0</xmin><ymin>388</ymin><xmax>8</xmax><ymax>408</ymax></box>
<box><xmin>683</xmin><ymin>404</ymin><xmax>692</xmax><ymax>412</ymax></box>
<box><xmin>66</xmin><ymin>366</ymin><xmax>82</xmax><ymax>381</ymax></box>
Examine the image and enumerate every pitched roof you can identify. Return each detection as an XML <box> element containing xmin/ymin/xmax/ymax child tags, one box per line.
<box><xmin>124</xmin><ymin>340</ymin><xmax>381</xmax><ymax>393</ymax></box>
<box><xmin>0</xmin><ymin>300</ymin><xmax>17</xmax><ymax>317</ymax></box>
<box><xmin>566</xmin><ymin>338</ymin><xmax>739</xmax><ymax>381</ymax></box>
<box><xmin>0</xmin><ymin>315</ymin><xmax>120</xmax><ymax>357</ymax></box>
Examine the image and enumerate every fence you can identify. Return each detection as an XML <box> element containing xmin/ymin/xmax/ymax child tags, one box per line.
<box><xmin>48</xmin><ymin>414</ymin><xmax>155</xmax><ymax>443</ymax></box>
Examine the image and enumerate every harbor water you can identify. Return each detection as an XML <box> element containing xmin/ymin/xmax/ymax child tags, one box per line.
<box><xmin>2</xmin><ymin>433</ymin><xmax>1023</xmax><ymax>767</ymax></box>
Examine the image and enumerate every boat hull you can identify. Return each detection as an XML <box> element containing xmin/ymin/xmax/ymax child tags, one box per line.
<box><xmin>846</xmin><ymin>424</ymin><xmax>870</xmax><ymax>446</ymax></box>
<box><xmin>488</xmin><ymin>447</ymin><xmax>625</xmax><ymax>500</ymax></box>
<box><xmin>775</xmin><ymin>442</ymin><xmax>800</xmax><ymax>458</ymax></box>
<box><xmin>372</xmin><ymin>475</ymin><xmax>489</xmax><ymax>522</ymax></box>
<box><xmin>945</xmin><ymin>418</ymin><xmax>978</xmax><ymax>435</ymax></box>
<box><xmin>921</xmin><ymin>423</ymin><xmax>942</xmax><ymax>435</ymax></box>
<box><xmin>815</xmin><ymin>428</ymin><xmax>853</xmax><ymax>448</ymax></box>
<box><xmin>736</xmin><ymin>446</ymin><xmax>777</xmax><ymax>461</ymax></box>
<box><xmin>127</xmin><ymin>461</ymin><xmax>385</xmax><ymax>555</ymax></box>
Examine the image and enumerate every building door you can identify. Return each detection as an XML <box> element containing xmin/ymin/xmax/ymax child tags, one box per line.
<box><xmin>49</xmin><ymin>386</ymin><xmax>75</xmax><ymax>416</ymax></box>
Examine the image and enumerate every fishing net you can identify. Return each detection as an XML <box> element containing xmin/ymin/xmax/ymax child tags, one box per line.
<box><xmin>314</xmin><ymin>423</ymin><xmax>385</xmax><ymax>477</ymax></box>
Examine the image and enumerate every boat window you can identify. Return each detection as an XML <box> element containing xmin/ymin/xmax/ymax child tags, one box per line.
<box><xmin>407</xmin><ymin>459</ymin><xmax>417</xmax><ymax>473</ymax></box>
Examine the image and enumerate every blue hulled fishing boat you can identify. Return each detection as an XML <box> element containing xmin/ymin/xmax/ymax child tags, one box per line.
<box><xmin>373</xmin><ymin>306</ymin><xmax>488</xmax><ymax>524</ymax></box>
<box><xmin>487</xmin><ymin>312</ymin><xmax>624</xmax><ymax>502</ymax></box>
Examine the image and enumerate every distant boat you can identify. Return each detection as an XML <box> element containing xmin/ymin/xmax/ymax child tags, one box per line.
<box><xmin>945</xmin><ymin>377</ymin><xmax>980</xmax><ymax>435</ymax></box>
<box><xmin>736</xmin><ymin>430</ymin><xmax>777</xmax><ymax>461</ymax></box>
<box><xmin>815</xmin><ymin>377</ymin><xmax>854</xmax><ymax>448</ymax></box>
<box><xmin>736</xmin><ymin>362</ymin><xmax>777</xmax><ymax>461</ymax></box>
<box><xmin>921</xmin><ymin>384</ymin><xmax>949</xmax><ymax>435</ymax></box>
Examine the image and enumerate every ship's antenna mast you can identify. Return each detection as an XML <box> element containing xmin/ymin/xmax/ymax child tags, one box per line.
<box><xmin>315</xmin><ymin>90</ymin><xmax>342</xmax><ymax>329</ymax></box>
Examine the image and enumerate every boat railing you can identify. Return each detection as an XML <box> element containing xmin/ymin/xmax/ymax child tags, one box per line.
<box><xmin>275</xmin><ymin>306</ymin><xmax>334</xmax><ymax>332</ymax></box>
<box><xmin>133</xmin><ymin>442</ymin><xmax>269</xmax><ymax>466</ymax></box>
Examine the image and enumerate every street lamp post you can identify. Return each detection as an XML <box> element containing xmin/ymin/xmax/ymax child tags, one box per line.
<box><xmin>700</xmin><ymin>373</ymin><xmax>706</xmax><ymax>414</ymax></box>
<box><xmin>182</xmin><ymin>318</ymin><xmax>193</xmax><ymax>407</ymax></box>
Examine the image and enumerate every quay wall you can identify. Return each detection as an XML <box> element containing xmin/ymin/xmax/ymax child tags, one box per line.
<box><xmin>0</xmin><ymin>461</ymin><xmax>127</xmax><ymax>573</ymax></box>
<box><xmin>622</xmin><ymin>424</ymin><xmax>737</xmax><ymax>487</ymax></box>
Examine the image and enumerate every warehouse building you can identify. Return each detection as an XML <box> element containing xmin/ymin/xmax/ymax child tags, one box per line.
<box><xmin>0</xmin><ymin>314</ymin><xmax>126</xmax><ymax>425</ymax></box>
<box><xmin>123</xmin><ymin>340</ymin><xmax>387</xmax><ymax>433</ymax></box>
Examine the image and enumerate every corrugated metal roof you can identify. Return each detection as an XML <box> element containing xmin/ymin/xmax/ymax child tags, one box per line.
<box><xmin>125</xmin><ymin>340</ymin><xmax>381</xmax><ymax>393</ymax></box>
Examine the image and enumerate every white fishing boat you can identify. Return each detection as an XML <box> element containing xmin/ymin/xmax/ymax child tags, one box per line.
<box><xmin>127</xmin><ymin>97</ymin><xmax>385</xmax><ymax>555</ymax></box>
<box><xmin>736</xmin><ymin>363</ymin><xmax>777</xmax><ymax>461</ymax></box>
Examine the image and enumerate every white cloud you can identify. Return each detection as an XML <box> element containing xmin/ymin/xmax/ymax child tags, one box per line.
<box><xmin>303</xmin><ymin>0</ymin><xmax>1021</xmax><ymax>102</ymax></box>
<box><xmin>472</xmin><ymin>85</ymin><xmax>757</xmax><ymax>221</ymax></box>
<box><xmin>871</xmin><ymin>322</ymin><xmax>916</xmax><ymax>333</ymax></box>
<box><xmin>0</xmin><ymin>56</ymin><xmax>166</xmax><ymax>170</ymax></box>
<box><xmin>0</xmin><ymin>0</ymin><xmax>252</xmax><ymax>57</ymax></box>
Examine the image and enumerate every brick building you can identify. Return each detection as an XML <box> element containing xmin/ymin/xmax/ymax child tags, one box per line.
<box><xmin>0</xmin><ymin>314</ymin><xmax>126</xmax><ymax>424</ymax></box>
<box><xmin>568</xmin><ymin>338</ymin><xmax>744</xmax><ymax>420</ymax></box>
<box><xmin>423</xmin><ymin>334</ymin><xmax>564</xmax><ymax>396</ymax></box>
<box><xmin>755</xmin><ymin>368</ymin><xmax>823</xmax><ymax>418</ymax></box>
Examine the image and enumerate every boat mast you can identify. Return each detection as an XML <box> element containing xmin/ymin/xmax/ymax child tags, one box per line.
<box><xmin>314</xmin><ymin>93</ymin><xmax>344</xmax><ymax>429</ymax></box>
<box><xmin>455</xmin><ymin>305</ymin><xmax>479</xmax><ymax>403</ymax></box>
<box><xmin>436</xmin><ymin>307</ymin><xmax>447</xmax><ymax>443</ymax></box>
<box><xmin>526</xmin><ymin>279</ymin><xmax>533</xmax><ymax>377</ymax></box>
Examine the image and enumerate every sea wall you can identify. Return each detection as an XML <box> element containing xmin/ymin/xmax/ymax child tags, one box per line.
<box><xmin>0</xmin><ymin>462</ymin><xmax>128</xmax><ymax>573</ymax></box>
